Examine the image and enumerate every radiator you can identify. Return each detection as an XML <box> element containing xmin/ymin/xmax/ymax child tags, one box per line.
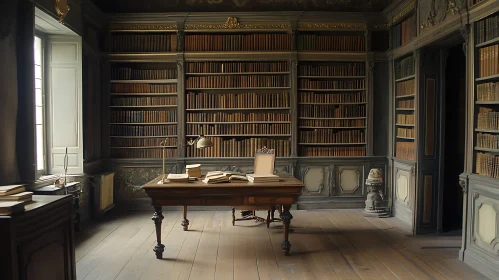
<box><xmin>92</xmin><ymin>172</ymin><xmax>115</xmax><ymax>219</ymax></box>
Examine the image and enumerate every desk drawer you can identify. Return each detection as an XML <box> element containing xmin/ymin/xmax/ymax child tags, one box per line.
<box><xmin>245</xmin><ymin>196</ymin><xmax>294</xmax><ymax>205</ymax></box>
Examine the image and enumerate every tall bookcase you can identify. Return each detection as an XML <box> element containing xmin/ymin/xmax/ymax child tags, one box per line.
<box><xmin>184</xmin><ymin>61</ymin><xmax>291</xmax><ymax>157</ymax></box>
<box><xmin>394</xmin><ymin>54</ymin><xmax>416</xmax><ymax>160</ymax></box>
<box><xmin>107</xmin><ymin>31</ymin><xmax>179</xmax><ymax>158</ymax></box>
<box><xmin>104</xmin><ymin>23</ymin><xmax>375</xmax><ymax>160</ymax></box>
<box><xmin>391</xmin><ymin>12</ymin><xmax>417</xmax><ymax>49</ymax></box>
<box><xmin>474</xmin><ymin>11</ymin><xmax>499</xmax><ymax>178</ymax></box>
<box><xmin>297</xmin><ymin>31</ymin><xmax>368</xmax><ymax>157</ymax></box>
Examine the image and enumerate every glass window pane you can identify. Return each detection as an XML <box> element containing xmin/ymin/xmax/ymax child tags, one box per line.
<box><xmin>35</xmin><ymin>78</ymin><xmax>42</xmax><ymax>89</ymax></box>
<box><xmin>35</xmin><ymin>65</ymin><xmax>42</xmax><ymax>79</ymax></box>
<box><xmin>36</xmin><ymin>125</ymin><xmax>44</xmax><ymax>170</ymax></box>
<box><xmin>36</xmin><ymin>106</ymin><xmax>43</xmax><ymax>125</ymax></box>
<box><xmin>35</xmin><ymin>89</ymin><xmax>42</xmax><ymax>106</ymax></box>
<box><xmin>34</xmin><ymin>37</ymin><xmax>42</xmax><ymax>65</ymax></box>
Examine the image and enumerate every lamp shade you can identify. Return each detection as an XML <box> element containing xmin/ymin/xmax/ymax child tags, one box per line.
<box><xmin>196</xmin><ymin>136</ymin><xmax>213</xmax><ymax>149</ymax></box>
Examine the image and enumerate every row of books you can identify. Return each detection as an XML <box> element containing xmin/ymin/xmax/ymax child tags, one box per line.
<box><xmin>187</xmin><ymin>123</ymin><xmax>290</xmax><ymax>135</ymax></box>
<box><xmin>110</xmin><ymin>34</ymin><xmax>178</xmax><ymax>53</ymax></box>
<box><xmin>476</xmin><ymin>133</ymin><xmax>499</xmax><ymax>149</ymax></box>
<box><xmin>111</xmin><ymin>84</ymin><xmax>177</xmax><ymax>94</ymax></box>
<box><xmin>399</xmin><ymin>14</ymin><xmax>417</xmax><ymax>46</ymax></box>
<box><xmin>476</xmin><ymin>14</ymin><xmax>499</xmax><ymax>45</ymax></box>
<box><xmin>477</xmin><ymin>108</ymin><xmax>499</xmax><ymax>130</ymax></box>
<box><xmin>396</xmin><ymin>113</ymin><xmax>415</xmax><ymax>125</ymax></box>
<box><xmin>111</xmin><ymin>68</ymin><xmax>177</xmax><ymax>80</ymax></box>
<box><xmin>396</xmin><ymin>55</ymin><xmax>415</xmax><ymax>80</ymax></box>
<box><xmin>396</xmin><ymin>79</ymin><xmax>415</xmax><ymax>96</ymax></box>
<box><xmin>475</xmin><ymin>152</ymin><xmax>499</xmax><ymax>178</ymax></box>
<box><xmin>298</xmin><ymin>63</ymin><xmax>365</xmax><ymax>76</ymax></box>
<box><xmin>0</xmin><ymin>185</ymin><xmax>32</xmax><ymax>215</ymax></box>
<box><xmin>300</xmin><ymin>104</ymin><xmax>366</xmax><ymax>118</ymax></box>
<box><xmin>479</xmin><ymin>44</ymin><xmax>499</xmax><ymax>78</ymax></box>
<box><xmin>299</xmin><ymin>92</ymin><xmax>366</xmax><ymax>103</ymax></box>
<box><xmin>186</xmin><ymin>137</ymin><xmax>290</xmax><ymax>157</ymax></box>
<box><xmin>396</xmin><ymin>142</ymin><xmax>416</xmax><ymax>160</ymax></box>
<box><xmin>299</xmin><ymin>118</ymin><xmax>365</xmax><ymax>127</ymax></box>
<box><xmin>397</xmin><ymin>128</ymin><xmax>415</xmax><ymax>138</ymax></box>
<box><xmin>186</xmin><ymin>112</ymin><xmax>289</xmax><ymax>122</ymax></box>
<box><xmin>297</xmin><ymin>35</ymin><xmax>366</xmax><ymax>51</ymax></box>
<box><xmin>110</xmin><ymin>110</ymin><xmax>177</xmax><ymax>123</ymax></box>
<box><xmin>397</xmin><ymin>99</ymin><xmax>415</xmax><ymax>109</ymax></box>
<box><xmin>186</xmin><ymin>92</ymin><xmax>289</xmax><ymax>109</ymax></box>
<box><xmin>111</xmin><ymin>138</ymin><xmax>177</xmax><ymax>148</ymax></box>
<box><xmin>298</xmin><ymin>79</ymin><xmax>365</xmax><ymax>89</ymax></box>
<box><xmin>111</xmin><ymin>148</ymin><xmax>177</xmax><ymax>159</ymax></box>
<box><xmin>185</xmin><ymin>75</ymin><xmax>289</xmax><ymax>88</ymax></box>
<box><xmin>185</xmin><ymin>62</ymin><xmax>289</xmax><ymax>73</ymax></box>
<box><xmin>111</xmin><ymin>124</ymin><xmax>177</xmax><ymax>136</ymax></box>
<box><xmin>300</xmin><ymin>146</ymin><xmax>365</xmax><ymax>157</ymax></box>
<box><xmin>300</xmin><ymin>129</ymin><xmax>364</xmax><ymax>143</ymax></box>
<box><xmin>477</xmin><ymin>82</ymin><xmax>499</xmax><ymax>101</ymax></box>
<box><xmin>185</xmin><ymin>34</ymin><xmax>291</xmax><ymax>51</ymax></box>
<box><xmin>111</xmin><ymin>96</ymin><xmax>177</xmax><ymax>106</ymax></box>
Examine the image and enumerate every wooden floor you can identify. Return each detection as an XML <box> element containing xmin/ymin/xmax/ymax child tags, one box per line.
<box><xmin>75</xmin><ymin>209</ymin><xmax>487</xmax><ymax>280</ymax></box>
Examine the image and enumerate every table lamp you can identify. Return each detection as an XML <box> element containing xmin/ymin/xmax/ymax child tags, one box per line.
<box><xmin>159</xmin><ymin>135</ymin><xmax>213</xmax><ymax>184</ymax></box>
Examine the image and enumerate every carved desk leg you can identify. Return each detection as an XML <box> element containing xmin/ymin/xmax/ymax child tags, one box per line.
<box><xmin>181</xmin><ymin>205</ymin><xmax>189</xmax><ymax>231</ymax></box>
<box><xmin>152</xmin><ymin>206</ymin><xmax>165</xmax><ymax>259</ymax></box>
<box><xmin>280</xmin><ymin>205</ymin><xmax>293</xmax><ymax>255</ymax></box>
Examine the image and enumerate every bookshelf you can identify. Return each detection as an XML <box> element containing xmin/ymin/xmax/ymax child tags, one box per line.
<box><xmin>394</xmin><ymin>54</ymin><xmax>416</xmax><ymax>161</ymax></box>
<box><xmin>392</xmin><ymin>12</ymin><xmax>417</xmax><ymax>49</ymax></box>
<box><xmin>474</xmin><ymin>12</ymin><xmax>499</xmax><ymax>178</ymax></box>
<box><xmin>297</xmin><ymin>61</ymin><xmax>367</xmax><ymax>156</ymax></box>
<box><xmin>184</xmin><ymin>33</ymin><xmax>291</xmax><ymax>52</ymax></box>
<box><xmin>185</xmin><ymin>61</ymin><xmax>291</xmax><ymax>157</ymax></box>
<box><xmin>297</xmin><ymin>31</ymin><xmax>366</xmax><ymax>52</ymax></box>
<box><xmin>109</xmin><ymin>62</ymin><xmax>178</xmax><ymax>158</ymax></box>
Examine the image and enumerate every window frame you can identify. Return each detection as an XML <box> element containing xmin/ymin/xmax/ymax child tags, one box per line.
<box><xmin>34</xmin><ymin>32</ymin><xmax>48</xmax><ymax>178</ymax></box>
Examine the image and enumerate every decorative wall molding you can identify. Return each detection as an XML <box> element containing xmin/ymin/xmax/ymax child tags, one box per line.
<box><xmin>109</xmin><ymin>24</ymin><xmax>178</xmax><ymax>31</ymax></box>
<box><xmin>297</xmin><ymin>22</ymin><xmax>366</xmax><ymax>30</ymax></box>
<box><xmin>393</xmin><ymin>1</ymin><xmax>415</xmax><ymax>24</ymax></box>
<box><xmin>185</xmin><ymin>16</ymin><xmax>291</xmax><ymax>30</ymax></box>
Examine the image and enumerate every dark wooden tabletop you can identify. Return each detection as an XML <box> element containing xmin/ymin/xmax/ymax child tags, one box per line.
<box><xmin>142</xmin><ymin>174</ymin><xmax>305</xmax><ymax>189</ymax></box>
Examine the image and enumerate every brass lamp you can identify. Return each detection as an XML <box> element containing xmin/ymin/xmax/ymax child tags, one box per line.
<box><xmin>187</xmin><ymin>135</ymin><xmax>213</xmax><ymax>149</ymax></box>
<box><xmin>159</xmin><ymin>135</ymin><xmax>213</xmax><ymax>184</ymax></box>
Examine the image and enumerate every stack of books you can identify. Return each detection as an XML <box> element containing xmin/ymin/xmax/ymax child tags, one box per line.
<box><xmin>186</xmin><ymin>164</ymin><xmax>201</xmax><ymax>178</ymax></box>
<box><xmin>166</xmin><ymin>174</ymin><xmax>189</xmax><ymax>183</ymax></box>
<box><xmin>202</xmin><ymin>171</ymin><xmax>248</xmax><ymax>184</ymax></box>
<box><xmin>0</xmin><ymin>185</ymin><xmax>33</xmax><ymax>215</ymax></box>
<box><xmin>246</xmin><ymin>174</ymin><xmax>280</xmax><ymax>183</ymax></box>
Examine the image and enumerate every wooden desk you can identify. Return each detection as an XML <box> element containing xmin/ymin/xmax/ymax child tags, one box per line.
<box><xmin>142</xmin><ymin>174</ymin><xmax>304</xmax><ymax>258</ymax></box>
<box><xmin>0</xmin><ymin>195</ymin><xmax>76</xmax><ymax>280</ymax></box>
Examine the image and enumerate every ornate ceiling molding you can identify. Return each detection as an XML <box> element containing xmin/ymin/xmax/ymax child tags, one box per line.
<box><xmin>373</xmin><ymin>23</ymin><xmax>390</xmax><ymax>30</ymax></box>
<box><xmin>185</xmin><ymin>17</ymin><xmax>291</xmax><ymax>30</ymax></box>
<box><xmin>109</xmin><ymin>24</ymin><xmax>178</xmax><ymax>31</ymax></box>
<box><xmin>393</xmin><ymin>1</ymin><xmax>415</xmax><ymax>24</ymax></box>
<box><xmin>298</xmin><ymin>23</ymin><xmax>367</xmax><ymax>30</ymax></box>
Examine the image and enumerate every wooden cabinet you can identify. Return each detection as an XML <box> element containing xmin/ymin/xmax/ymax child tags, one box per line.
<box><xmin>0</xmin><ymin>195</ymin><xmax>76</xmax><ymax>280</ymax></box>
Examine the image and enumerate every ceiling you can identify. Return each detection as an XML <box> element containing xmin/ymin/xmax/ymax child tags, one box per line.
<box><xmin>90</xmin><ymin>0</ymin><xmax>394</xmax><ymax>13</ymax></box>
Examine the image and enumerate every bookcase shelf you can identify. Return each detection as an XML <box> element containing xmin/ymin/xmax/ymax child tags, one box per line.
<box><xmin>394</xmin><ymin>54</ymin><xmax>416</xmax><ymax>161</ymax></box>
<box><xmin>297</xmin><ymin>61</ymin><xmax>367</xmax><ymax>156</ymax></box>
<box><xmin>185</xmin><ymin>61</ymin><xmax>291</xmax><ymax>157</ymax></box>
<box><xmin>473</xmin><ymin>12</ymin><xmax>499</xmax><ymax>179</ymax></box>
<box><xmin>109</xmin><ymin>60</ymin><xmax>179</xmax><ymax>158</ymax></box>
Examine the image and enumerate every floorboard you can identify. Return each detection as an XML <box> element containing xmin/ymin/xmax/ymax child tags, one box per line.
<box><xmin>75</xmin><ymin>209</ymin><xmax>488</xmax><ymax>280</ymax></box>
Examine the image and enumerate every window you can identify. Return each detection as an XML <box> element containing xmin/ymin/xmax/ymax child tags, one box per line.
<box><xmin>34</xmin><ymin>36</ymin><xmax>46</xmax><ymax>175</ymax></box>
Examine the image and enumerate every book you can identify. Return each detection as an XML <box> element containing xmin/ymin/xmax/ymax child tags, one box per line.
<box><xmin>0</xmin><ymin>192</ymin><xmax>33</xmax><ymax>202</ymax></box>
<box><xmin>0</xmin><ymin>185</ymin><xmax>25</xmax><ymax>196</ymax></box>
<box><xmin>166</xmin><ymin>173</ymin><xmax>189</xmax><ymax>183</ymax></box>
<box><xmin>246</xmin><ymin>174</ymin><xmax>280</xmax><ymax>183</ymax></box>
<box><xmin>202</xmin><ymin>174</ymin><xmax>229</xmax><ymax>184</ymax></box>
<box><xmin>186</xmin><ymin>164</ymin><xmax>201</xmax><ymax>178</ymax></box>
<box><xmin>0</xmin><ymin>201</ymin><xmax>25</xmax><ymax>216</ymax></box>
<box><xmin>229</xmin><ymin>175</ymin><xmax>248</xmax><ymax>182</ymax></box>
